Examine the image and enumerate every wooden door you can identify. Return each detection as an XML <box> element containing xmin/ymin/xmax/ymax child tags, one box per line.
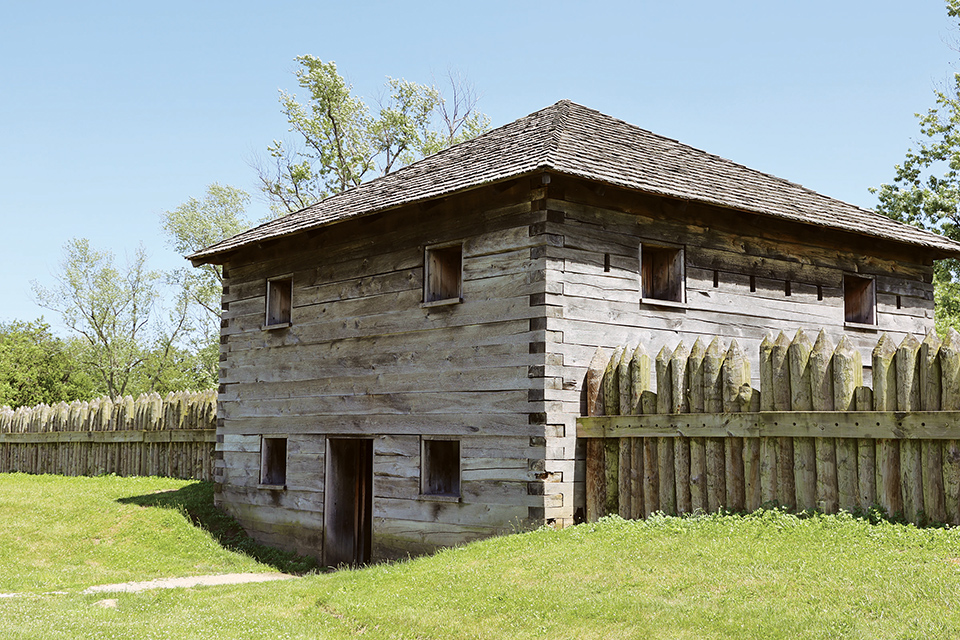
<box><xmin>323</xmin><ymin>438</ymin><xmax>373</xmax><ymax>566</ymax></box>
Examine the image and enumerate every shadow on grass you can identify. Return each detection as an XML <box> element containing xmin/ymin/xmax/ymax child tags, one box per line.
<box><xmin>118</xmin><ymin>481</ymin><xmax>318</xmax><ymax>575</ymax></box>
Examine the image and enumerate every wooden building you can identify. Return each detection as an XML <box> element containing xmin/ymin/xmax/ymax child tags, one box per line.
<box><xmin>189</xmin><ymin>100</ymin><xmax>960</xmax><ymax>565</ymax></box>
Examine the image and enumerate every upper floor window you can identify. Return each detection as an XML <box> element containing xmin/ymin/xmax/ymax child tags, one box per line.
<box><xmin>265</xmin><ymin>276</ymin><xmax>293</xmax><ymax>327</ymax></box>
<box><xmin>844</xmin><ymin>274</ymin><xmax>876</xmax><ymax>325</ymax></box>
<box><xmin>640</xmin><ymin>243</ymin><xmax>684</xmax><ymax>303</ymax></box>
<box><xmin>424</xmin><ymin>244</ymin><xmax>463</xmax><ymax>305</ymax></box>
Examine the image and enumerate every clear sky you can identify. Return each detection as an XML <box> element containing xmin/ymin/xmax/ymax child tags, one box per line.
<box><xmin>1</xmin><ymin>1</ymin><xmax>956</xmax><ymax>330</ymax></box>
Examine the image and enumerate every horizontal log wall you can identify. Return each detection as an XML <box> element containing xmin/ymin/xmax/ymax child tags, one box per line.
<box><xmin>217</xmin><ymin>178</ymin><xmax>559</xmax><ymax>560</ymax></box>
<box><xmin>580</xmin><ymin>329</ymin><xmax>960</xmax><ymax>525</ymax></box>
<box><xmin>0</xmin><ymin>390</ymin><xmax>216</xmax><ymax>481</ymax></box>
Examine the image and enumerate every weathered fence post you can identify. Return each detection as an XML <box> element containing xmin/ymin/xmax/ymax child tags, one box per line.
<box><xmin>789</xmin><ymin>329</ymin><xmax>816</xmax><ymax>512</ymax></box>
<box><xmin>897</xmin><ymin>334</ymin><xmax>924</xmax><ymax>522</ymax></box>
<box><xmin>873</xmin><ymin>333</ymin><xmax>902</xmax><ymax>517</ymax></box>
<box><xmin>833</xmin><ymin>336</ymin><xmax>861</xmax><ymax>512</ymax></box>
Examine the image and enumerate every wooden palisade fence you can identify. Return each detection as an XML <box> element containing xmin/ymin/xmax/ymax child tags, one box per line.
<box><xmin>579</xmin><ymin>329</ymin><xmax>960</xmax><ymax>526</ymax></box>
<box><xmin>0</xmin><ymin>390</ymin><xmax>216</xmax><ymax>481</ymax></box>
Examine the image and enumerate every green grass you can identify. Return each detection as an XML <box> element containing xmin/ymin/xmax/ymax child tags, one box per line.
<box><xmin>4</xmin><ymin>473</ymin><xmax>960</xmax><ymax>638</ymax></box>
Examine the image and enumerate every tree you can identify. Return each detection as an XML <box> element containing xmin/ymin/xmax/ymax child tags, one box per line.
<box><xmin>256</xmin><ymin>56</ymin><xmax>490</xmax><ymax>214</ymax></box>
<box><xmin>0</xmin><ymin>319</ymin><xmax>96</xmax><ymax>408</ymax></box>
<box><xmin>162</xmin><ymin>183</ymin><xmax>251</xmax><ymax>324</ymax></box>
<box><xmin>32</xmin><ymin>238</ymin><xmax>196</xmax><ymax>398</ymax></box>
<box><xmin>872</xmin><ymin>0</ymin><xmax>960</xmax><ymax>333</ymax></box>
<box><xmin>161</xmin><ymin>183</ymin><xmax>253</xmax><ymax>387</ymax></box>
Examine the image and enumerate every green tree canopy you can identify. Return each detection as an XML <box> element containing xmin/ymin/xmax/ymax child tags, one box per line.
<box><xmin>872</xmin><ymin>0</ymin><xmax>960</xmax><ymax>333</ymax></box>
<box><xmin>256</xmin><ymin>57</ymin><xmax>490</xmax><ymax>214</ymax></box>
<box><xmin>32</xmin><ymin>239</ymin><xmax>204</xmax><ymax>399</ymax></box>
<box><xmin>0</xmin><ymin>319</ymin><xmax>96</xmax><ymax>408</ymax></box>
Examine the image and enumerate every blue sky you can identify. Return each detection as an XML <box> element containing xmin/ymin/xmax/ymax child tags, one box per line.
<box><xmin>1</xmin><ymin>1</ymin><xmax>955</xmax><ymax>329</ymax></box>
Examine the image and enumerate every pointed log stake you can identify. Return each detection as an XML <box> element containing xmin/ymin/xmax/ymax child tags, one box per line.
<box><xmin>919</xmin><ymin>330</ymin><xmax>946</xmax><ymax>523</ymax></box>
<box><xmin>628</xmin><ymin>344</ymin><xmax>650</xmax><ymax>519</ymax></box>
<box><xmin>655</xmin><ymin>345</ymin><xmax>673</xmax><ymax>415</ymax></box>
<box><xmin>617</xmin><ymin>344</ymin><xmax>633</xmax><ymax>518</ymax></box>
<box><xmin>771</xmin><ymin>332</ymin><xmax>794</xmax><ymax>509</ymax></box>
<box><xmin>941</xmin><ymin>329</ymin><xmax>960</xmax><ymax>524</ymax></box>
<box><xmin>810</xmin><ymin>330</ymin><xmax>838</xmax><ymax>514</ymax></box>
<box><xmin>670</xmin><ymin>341</ymin><xmax>691</xmax><ymax>514</ymax></box>
<box><xmin>854</xmin><ymin>385</ymin><xmax>877</xmax><ymax>512</ymax></box>
<box><xmin>628</xmin><ymin>344</ymin><xmax>650</xmax><ymax>416</ymax></box>
<box><xmin>688</xmin><ymin>338</ymin><xmax>707</xmax><ymax>512</ymax></box>
<box><xmin>789</xmin><ymin>329</ymin><xmax>816</xmax><ymax>512</ymax></box>
<box><xmin>872</xmin><ymin>334</ymin><xmax>901</xmax><ymax>517</ymax></box>
<box><xmin>722</xmin><ymin>340</ymin><xmax>748</xmax><ymax>512</ymax></box>
<box><xmin>585</xmin><ymin>347</ymin><xmax>611</xmax><ymax>523</ymax></box>
<box><xmin>833</xmin><ymin>336</ymin><xmax>862</xmax><ymax>512</ymax></box>
<box><xmin>654</xmin><ymin>344</ymin><xmax>678</xmax><ymax>515</ymax></box>
<box><xmin>703</xmin><ymin>337</ymin><xmax>725</xmax><ymax>511</ymax></box>
<box><xmin>896</xmin><ymin>334</ymin><xmax>923</xmax><ymax>522</ymax></box>
<box><xmin>618</xmin><ymin>347</ymin><xmax>633</xmax><ymax>417</ymax></box>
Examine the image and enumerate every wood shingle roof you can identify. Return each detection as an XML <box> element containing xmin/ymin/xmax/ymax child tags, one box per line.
<box><xmin>190</xmin><ymin>100</ymin><xmax>960</xmax><ymax>264</ymax></box>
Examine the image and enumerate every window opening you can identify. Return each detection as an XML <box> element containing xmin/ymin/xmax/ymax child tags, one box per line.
<box><xmin>844</xmin><ymin>274</ymin><xmax>876</xmax><ymax>325</ymax></box>
<box><xmin>784</xmin><ymin>280</ymin><xmax>792</xmax><ymax>297</ymax></box>
<box><xmin>712</xmin><ymin>270</ymin><xmax>719</xmax><ymax>288</ymax></box>
<box><xmin>640</xmin><ymin>244</ymin><xmax>683</xmax><ymax>302</ymax></box>
<box><xmin>424</xmin><ymin>244</ymin><xmax>463</xmax><ymax>303</ymax></box>
<box><xmin>604</xmin><ymin>253</ymin><xmax>611</xmax><ymax>273</ymax></box>
<box><xmin>265</xmin><ymin>277</ymin><xmax>292</xmax><ymax>326</ymax></box>
<box><xmin>749</xmin><ymin>275</ymin><xmax>756</xmax><ymax>293</ymax></box>
<box><xmin>260</xmin><ymin>437</ymin><xmax>287</xmax><ymax>486</ymax></box>
<box><xmin>897</xmin><ymin>295</ymin><xmax>902</xmax><ymax>310</ymax></box>
<box><xmin>422</xmin><ymin>439</ymin><xmax>461</xmax><ymax>497</ymax></box>
<box><xmin>817</xmin><ymin>285</ymin><xmax>823</xmax><ymax>301</ymax></box>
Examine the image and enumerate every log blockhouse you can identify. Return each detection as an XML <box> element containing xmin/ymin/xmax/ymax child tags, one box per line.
<box><xmin>190</xmin><ymin>101</ymin><xmax>960</xmax><ymax>565</ymax></box>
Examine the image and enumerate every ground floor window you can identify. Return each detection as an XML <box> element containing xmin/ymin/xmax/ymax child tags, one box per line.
<box><xmin>421</xmin><ymin>438</ymin><xmax>461</xmax><ymax>497</ymax></box>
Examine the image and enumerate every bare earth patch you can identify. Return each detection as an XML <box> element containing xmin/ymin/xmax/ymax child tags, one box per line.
<box><xmin>82</xmin><ymin>573</ymin><xmax>296</xmax><ymax>594</ymax></box>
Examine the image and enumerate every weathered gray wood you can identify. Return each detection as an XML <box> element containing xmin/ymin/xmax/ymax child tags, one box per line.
<box><xmin>896</xmin><ymin>334</ymin><xmax>924</xmax><ymax>521</ymax></box>
<box><xmin>941</xmin><ymin>329</ymin><xmax>960</xmax><ymax>524</ymax></box>
<box><xmin>788</xmin><ymin>330</ymin><xmax>816</xmax><ymax>511</ymax></box>
<box><xmin>630</xmin><ymin>438</ymin><xmax>643</xmax><ymax>519</ymax></box>
<box><xmin>655</xmin><ymin>345</ymin><xmax>672</xmax><ymax>415</ymax></box>
<box><xmin>618</xmin><ymin>438</ymin><xmax>631</xmax><ymax>519</ymax></box>
<box><xmin>810</xmin><ymin>331</ymin><xmax>838</xmax><ymax>513</ymax></box>
<box><xmin>584</xmin><ymin>348</ymin><xmax>609</xmax><ymax>523</ymax></box>
<box><xmin>618</xmin><ymin>347</ymin><xmax>633</xmax><ymax>417</ymax></box>
<box><xmin>628</xmin><ymin>344</ymin><xmax>651</xmax><ymax>415</ymax></box>
<box><xmin>833</xmin><ymin>337</ymin><xmax>861</xmax><ymax>512</ymax></box>
<box><xmin>771</xmin><ymin>332</ymin><xmax>794</xmax><ymax>508</ymax></box>
<box><xmin>643</xmin><ymin>437</ymin><xmax>659</xmax><ymax>516</ymax></box>
<box><xmin>873</xmin><ymin>334</ymin><xmax>901</xmax><ymax>517</ymax></box>
<box><xmin>578</xmin><ymin>411</ymin><xmax>960</xmax><ymax>440</ymax></box>
<box><xmin>920</xmin><ymin>331</ymin><xmax>946</xmax><ymax>523</ymax></box>
<box><xmin>687</xmin><ymin>338</ymin><xmax>707</xmax><ymax>511</ymax></box>
<box><xmin>722</xmin><ymin>340</ymin><xmax>748</xmax><ymax>512</ymax></box>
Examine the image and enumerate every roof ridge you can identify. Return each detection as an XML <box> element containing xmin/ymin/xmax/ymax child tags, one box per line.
<box><xmin>190</xmin><ymin>101</ymin><xmax>960</xmax><ymax>263</ymax></box>
<box><xmin>542</xmin><ymin>99</ymin><xmax>571</xmax><ymax>169</ymax></box>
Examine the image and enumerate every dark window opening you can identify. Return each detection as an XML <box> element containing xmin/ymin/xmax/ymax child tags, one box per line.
<box><xmin>784</xmin><ymin>280</ymin><xmax>792</xmax><ymax>297</ymax></box>
<box><xmin>844</xmin><ymin>274</ymin><xmax>876</xmax><ymax>324</ymax></box>
<box><xmin>897</xmin><ymin>295</ymin><xmax>902</xmax><ymax>310</ymax></box>
<box><xmin>604</xmin><ymin>253</ymin><xmax>611</xmax><ymax>273</ymax></box>
<box><xmin>712</xmin><ymin>270</ymin><xmax>719</xmax><ymax>288</ymax></box>
<box><xmin>425</xmin><ymin>245</ymin><xmax>463</xmax><ymax>303</ymax></box>
<box><xmin>817</xmin><ymin>285</ymin><xmax>823</xmax><ymax>301</ymax></box>
<box><xmin>260</xmin><ymin>437</ymin><xmax>287</xmax><ymax>486</ymax></box>
<box><xmin>749</xmin><ymin>275</ymin><xmax>756</xmax><ymax>293</ymax></box>
<box><xmin>266</xmin><ymin>278</ymin><xmax>292</xmax><ymax>326</ymax></box>
<box><xmin>422</xmin><ymin>439</ymin><xmax>460</xmax><ymax>497</ymax></box>
<box><xmin>640</xmin><ymin>244</ymin><xmax>683</xmax><ymax>302</ymax></box>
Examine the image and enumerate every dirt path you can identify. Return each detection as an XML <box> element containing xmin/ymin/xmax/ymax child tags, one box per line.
<box><xmin>82</xmin><ymin>572</ymin><xmax>297</xmax><ymax>594</ymax></box>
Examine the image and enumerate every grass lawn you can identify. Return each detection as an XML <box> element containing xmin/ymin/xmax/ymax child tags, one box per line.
<box><xmin>3</xmin><ymin>473</ymin><xmax>960</xmax><ymax>638</ymax></box>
